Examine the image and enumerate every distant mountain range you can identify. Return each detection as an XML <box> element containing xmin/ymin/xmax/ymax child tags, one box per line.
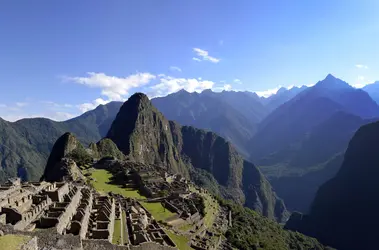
<box><xmin>1</xmin><ymin>73</ymin><xmax>379</xmax><ymax>216</ymax></box>
<box><xmin>0</xmin><ymin>101</ymin><xmax>122</xmax><ymax>182</ymax></box>
<box><xmin>250</xmin><ymin>74</ymin><xmax>379</xmax><ymax>211</ymax></box>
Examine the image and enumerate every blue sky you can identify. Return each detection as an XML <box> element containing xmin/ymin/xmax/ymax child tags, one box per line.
<box><xmin>1</xmin><ymin>0</ymin><xmax>379</xmax><ymax>121</ymax></box>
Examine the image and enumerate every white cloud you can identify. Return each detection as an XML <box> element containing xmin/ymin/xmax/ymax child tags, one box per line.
<box><xmin>223</xmin><ymin>84</ymin><xmax>232</xmax><ymax>91</ymax></box>
<box><xmin>77</xmin><ymin>98</ymin><xmax>110</xmax><ymax>113</ymax></box>
<box><xmin>352</xmin><ymin>76</ymin><xmax>370</xmax><ymax>88</ymax></box>
<box><xmin>15</xmin><ymin>102</ymin><xmax>28</xmax><ymax>107</ymax></box>
<box><xmin>192</xmin><ymin>48</ymin><xmax>220</xmax><ymax>63</ymax></box>
<box><xmin>356</xmin><ymin>64</ymin><xmax>369</xmax><ymax>69</ymax></box>
<box><xmin>41</xmin><ymin>101</ymin><xmax>74</xmax><ymax>109</ymax></box>
<box><xmin>149</xmin><ymin>75</ymin><xmax>215</xmax><ymax>97</ymax></box>
<box><xmin>169</xmin><ymin>66</ymin><xmax>182</xmax><ymax>72</ymax></box>
<box><xmin>0</xmin><ymin>104</ymin><xmax>6</xmax><ymax>108</ymax></box>
<box><xmin>65</xmin><ymin>72</ymin><xmax>156</xmax><ymax>101</ymax></box>
<box><xmin>255</xmin><ymin>86</ymin><xmax>282</xmax><ymax>98</ymax></box>
<box><xmin>192</xmin><ymin>57</ymin><xmax>201</xmax><ymax>62</ymax></box>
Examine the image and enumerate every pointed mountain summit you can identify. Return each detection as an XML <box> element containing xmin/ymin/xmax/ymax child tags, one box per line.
<box><xmin>315</xmin><ymin>74</ymin><xmax>351</xmax><ymax>89</ymax></box>
<box><xmin>286</xmin><ymin>120</ymin><xmax>379</xmax><ymax>250</ymax></box>
<box><xmin>40</xmin><ymin>132</ymin><xmax>85</xmax><ymax>182</ymax></box>
<box><xmin>107</xmin><ymin>92</ymin><xmax>188</xmax><ymax>175</ymax></box>
<box><xmin>107</xmin><ymin>92</ymin><xmax>288</xmax><ymax>222</ymax></box>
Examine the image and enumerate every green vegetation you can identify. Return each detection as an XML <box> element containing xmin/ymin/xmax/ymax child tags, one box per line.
<box><xmin>165</xmin><ymin>230</ymin><xmax>192</xmax><ymax>250</ymax></box>
<box><xmin>0</xmin><ymin>101</ymin><xmax>122</xmax><ymax>182</ymax></box>
<box><xmin>199</xmin><ymin>190</ymin><xmax>219</xmax><ymax>228</ymax></box>
<box><xmin>0</xmin><ymin>234</ymin><xmax>31</xmax><ymax>250</ymax></box>
<box><xmin>140</xmin><ymin>202</ymin><xmax>176</xmax><ymax>222</ymax></box>
<box><xmin>178</xmin><ymin>223</ymin><xmax>193</xmax><ymax>232</ymax></box>
<box><xmin>112</xmin><ymin>219</ymin><xmax>122</xmax><ymax>245</ymax></box>
<box><xmin>215</xmin><ymin>198</ymin><xmax>326</xmax><ymax>250</ymax></box>
<box><xmin>68</xmin><ymin>146</ymin><xmax>92</xmax><ymax>166</ymax></box>
<box><xmin>88</xmin><ymin>169</ymin><xmax>175</xmax><ymax>221</ymax></box>
<box><xmin>88</xmin><ymin>169</ymin><xmax>144</xmax><ymax>198</ymax></box>
<box><xmin>96</xmin><ymin>138</ymin><xmax>125</xmax><ymax>160</ymax></box>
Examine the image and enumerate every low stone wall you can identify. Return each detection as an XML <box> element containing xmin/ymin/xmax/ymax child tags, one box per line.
<box><xmin>56</xmin><ymin>188</ymin><xmax>82</xmax><ymax>234</ymax></box>
<box><xmin>108</xmin><ymin>197</ymin><xmax>116</xmax><ymax>242</ymax></box>
<box><xmin>79</xmin><ymin>192</ymin><xmax>93</xmax><ymax>239</ymax></box>
<box><xmin>130</xmin><ymin>242</ymin><xmax>178</xmax><ymax>250</ymax></box>
<box><xmin>0</xmin><ymin>213</ymin><xmax>6</xmax><ymax>224</ymax></box>
<box><xmin>20</xmin><ymin>236</ymin><xmax>38</xmax><ymax>250</ymax></box>
<box><xmin>82</xmin><ymin>239</ymin><xmax>129</xmax><ymax>250</ymax></box>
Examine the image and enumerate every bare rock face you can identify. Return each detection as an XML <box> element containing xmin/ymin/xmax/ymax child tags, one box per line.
<box><xmin>40</xmin><ymin>132</ymin><xmax>85</xmax><ymax>182</ymax></box>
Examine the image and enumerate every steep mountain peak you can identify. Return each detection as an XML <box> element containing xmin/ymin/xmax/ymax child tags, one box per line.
<box><xmin>40</xmin><ymin>132</ymin><xmax>85</xmax><ymax>182</ymax></box>
<box><xmin>126</xmin><ymin>92</ymin><xmax>152</xmax><ymax>110</ymax></box>
<box><xmin>316</xmin><ymin>74</ymin><xmax>351</xmax><ymax>90</ymax></box>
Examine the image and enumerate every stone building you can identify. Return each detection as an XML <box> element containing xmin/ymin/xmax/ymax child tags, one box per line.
<box><xmin>0</xmin><ymin>178</ymin><xmax>180</xmax><ymax>249</ymax></box>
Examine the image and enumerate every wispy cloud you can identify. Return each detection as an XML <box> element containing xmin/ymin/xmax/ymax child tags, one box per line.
<box><xmin>169</xmin><ymin>66</ymin><xmax>182</xmax><ymax>72</ymax></box>
<box><xmin>15</xmin><ymin>102</ymin><xmax>28</xmax><ymax>107</ymax></box>
<box><xmin>233</xmin><ymin>79</ymin><xmax>242</xmax><ymax>84</ymax></box>
<box><xmin>65</xmin><ymin>72</ymin><xmax>156</xmax><ymax>101</ymax></box>
<box><xmin>192</xmin><ymin>48</ymin><xmax>220</xmax><ymax>63</ymax></box>
<box><xmin>0</xmin><ymin>104</ymin><xmax>7</xmax><ymax>108</ymax></box>
<box><xmin>192</xmin><ymin>57</ymin><xmax>202</xmax><ymax>62</ymax></box>
<box><xmin>356</xmin><ymin>64</ymin><xmax>369</xmax><ymax>69</ymax></box>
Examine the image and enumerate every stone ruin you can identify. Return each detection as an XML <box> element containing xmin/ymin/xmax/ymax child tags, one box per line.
<box><xmin>0</xmin><ymin>178</ymin><xmax>178</xmax><ymax>250</ymax></box>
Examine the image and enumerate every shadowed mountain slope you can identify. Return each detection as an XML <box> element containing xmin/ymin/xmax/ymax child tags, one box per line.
<box><xmin>286</xmin><ymin>120</ymin><xmax>379</xmax><ymax>250</ymax></box>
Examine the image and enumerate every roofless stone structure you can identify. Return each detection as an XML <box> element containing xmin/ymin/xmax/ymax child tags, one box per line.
<box><xmin>0</xmin><ymin>178</ymin><xmax>177</xmax><ymax>250</ymax></box>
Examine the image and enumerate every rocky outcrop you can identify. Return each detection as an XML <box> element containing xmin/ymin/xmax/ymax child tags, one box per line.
<box><xmin>96</xmin><ymin>138</ymin><xmax>125</xmax><ymax>160</ymax></box>
<box><xmin>106</xmin><ymin>93</ymin><xmax>190</xmax><ymax>176</ymax></box>
<box><xmin>286</xmin><ymin>121</ymin><xmax>379</xmax><ymax>249</ymax></box>
<box><xmin>40</xmin><ymin>133</ymin><xmax>85</xmax><ymax>182</ymax></box>
<box><xmin>107</xmin><ymin>93</ymin><xmax>288</xmax><ymax>222</ymax></box>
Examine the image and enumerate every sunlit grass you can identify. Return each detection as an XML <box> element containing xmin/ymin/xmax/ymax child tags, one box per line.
<box><xmin>0</xmin><ymin>234</ymin><xmax>31</xmax><ymax>250</ymax></box>
<box><xmin>88</xmin><ymin>169</ymin><xmax>176</xmax><ymax>221</ymax></box>
<box><xmin>88</xmin><ymin>169</ymin><xmax>144</xmax><ymax>198</ymax></box>
<box><xmin>140</xmin><ymin>201</ymin><xmax>176</xmax><ymax>221</ymax></box>
<box><xmin>165</xmin><ymin>230</ymin><xmax>193</xmax><ymax>250</ymax></box>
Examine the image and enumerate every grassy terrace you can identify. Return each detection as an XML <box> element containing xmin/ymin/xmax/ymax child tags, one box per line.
<box><xmin>203</xmin><ymin>194</ymin><xmax>219</xmax><ymax>228</ymax></box>
<box><xmin>142</xmin><ymin>202</ymin><xmax>176</xmax><ymax>222</ymax></box>
<box><xmin>88</xmin><ymin>169</ymin><xmax>175</xmax><ymax>221</ymax></box>
<box><xmin>88</xmin><ymin>169</ymin><xmax>144</xmax><ymax>198</ymax></box>
<box><xmin>88</xmin><ymin>168</ymin><xmax>193</xmax><ymax>249</ymax></box>
<box><xmin>165</xmin><ymin>230</ymin><xmax>192</xmax><ymax>250</ymax></box>
<box><xmin>0</xmin><ymin>234</ymin><xmax>31</xmax><ymax>250</ymax></box>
